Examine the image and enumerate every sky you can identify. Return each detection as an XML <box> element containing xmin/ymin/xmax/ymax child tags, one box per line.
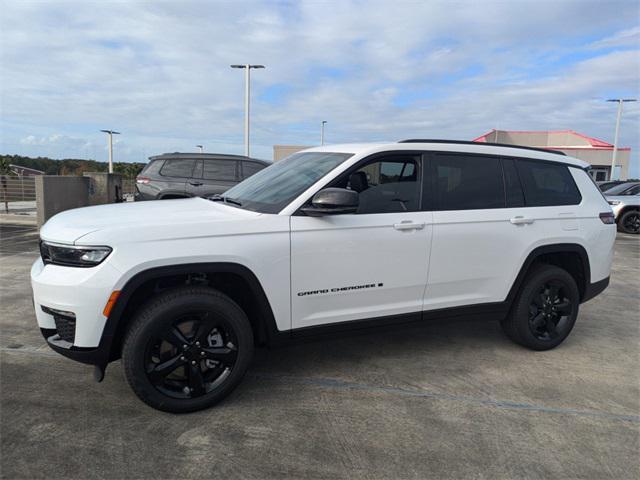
<box><xmin>1</xmin><ymin>0</ymin><xmax>639</xmax><ymax>176</ymax></box>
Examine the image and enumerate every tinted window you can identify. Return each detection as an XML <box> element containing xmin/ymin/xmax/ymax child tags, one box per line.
<box><xmin>348</xmin><ymin>155</ymin><xmax>420</xmax><ymax>214</ymax></box>
<box><xmin>160</xmin><ymin>159</ymin><xmax>196</xmax><ymax>178</ymax></box>
<box><xmin>433</xmin><ymin>154</ymin><xmax>504</xmax><ymax>210</ymax></box>
<box><xmin>516</xmin><ymin>160</ymin><xmax>581</xmax><ymax>206</ymax></box>
<box><xmin>502</xmin><ymin>158</ymin><xmax>525</xmax><ymax>207</ymax></box>
<box><xmin>242</xmin><ymin>161</ymin><xmax>265</xmax><ymax>179</ymax></box>
<box><xmin>203</xmin><ymin>160</ymin><xmax>237</xmax><ymax>181</ymax></box>
<box><xmin>141</xmin><ymin>159</ymin><xmax>164</xmax><ymax>176</ymax></box>
<box><xmin>622</xmin><ymin>184</ymin><xmax>640</xmax><ymax>196</ymax></box>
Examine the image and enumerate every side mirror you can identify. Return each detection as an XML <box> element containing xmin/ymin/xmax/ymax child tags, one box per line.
<box><xmin>300</xmin><ymin>188</ymin><xmax>359</xmax><ymax>216</ymax></box>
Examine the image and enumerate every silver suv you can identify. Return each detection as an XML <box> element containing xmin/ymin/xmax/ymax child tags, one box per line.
<box><xmin>135</xmin><ymin>153</ymin><xmax>270</xmax><ymax>200</ymax></box>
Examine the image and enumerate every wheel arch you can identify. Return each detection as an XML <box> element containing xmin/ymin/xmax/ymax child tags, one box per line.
<box><xmin>103</xmin><ymin>263</ymin><xmax>281</xmax><ymax>363</ymax></box>
<box><xmin>506</xmin><ymin>243</ymin><xmax>591</xmax><ymax>306</ymax></box>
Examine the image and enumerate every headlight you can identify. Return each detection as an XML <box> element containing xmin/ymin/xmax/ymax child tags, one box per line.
<box><xmin>39</xmin><ymin>241</ymin><xmax>112</xmax><ymax>267</ymax></box>
<box><xmin>607</xmin><ymin>200</ymin><xmax>621</xmax><ymax>206</ymax></box>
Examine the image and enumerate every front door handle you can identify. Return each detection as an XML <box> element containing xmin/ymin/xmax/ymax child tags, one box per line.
<box><xmin>189</xmin><ymin>181</ymin><xmax>203</xmax><ymax>187</ymax></box>
<box><xmin>510</xmin><ymin>216</ymin><xmax>534</xmax><ymax>225</ymax></box>
<box><xmin>393</xmin><ymin>221</ymin><xmax>425</xmax><ymax>231</ymax></box>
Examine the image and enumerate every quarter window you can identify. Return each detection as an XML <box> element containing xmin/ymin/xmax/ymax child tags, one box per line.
<box><xmin>433</xmin><ymin>154</ymin><xmax>504</xmax><ymax>210</ymax></box>
<box><xmin>516</xmin><ymin>160</ymin><xmax>581</xmax><ymax>206</ymax></box>
<box><xmin>160</xmin><ymin>159</ymin><xmax>196</xmax><ymax>178</ymax></box>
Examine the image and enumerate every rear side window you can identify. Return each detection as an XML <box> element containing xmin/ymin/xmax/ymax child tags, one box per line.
<box><xmin>160</xmin><ymin>159</ymin><xmax>196</xmax><ymax>178</ymax></box>
<box><xmin>203</xmin><ymin>160</ymin><xmax>237</xmax><ymax>181</ymax></box>
<box><xmin>433</xmin><ymin>154</ymin><xmax>504</xmax><ymax>210</ymax></box>
<box><xmin>242</xmin><ymin>161</ymin><xmax>265</xmax><ymax>179</ymax></box>
<box><xmin>516</xmin><ymin>160</ymin><xmax>581</xmax><ymax>206</ymax></box>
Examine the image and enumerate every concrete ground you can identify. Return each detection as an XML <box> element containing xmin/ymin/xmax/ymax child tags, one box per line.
<box><xmin>1</xmin><ymin>223</ymin><xmax>638</xmax><ymax>480</ymax></box>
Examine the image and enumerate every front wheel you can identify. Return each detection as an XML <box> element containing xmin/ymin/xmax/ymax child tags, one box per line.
<box><xmin>122</xmin><ymin>286</ymin><xmax>254</xmax><ymax>413</ymax></box>
<box><xmin>501</xmin><ymin>265</ymin><xmax>579</xmax><ymax>351</ymax></box>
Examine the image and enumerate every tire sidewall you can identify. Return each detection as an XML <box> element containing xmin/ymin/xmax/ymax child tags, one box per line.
<box><xmin>123</xmin><ymin>288</ymin><xmax>254</xmax><ymax>413</ymax></box>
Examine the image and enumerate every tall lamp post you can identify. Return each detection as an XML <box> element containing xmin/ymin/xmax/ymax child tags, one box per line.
<box><xmin>100</xmin><ymin>129</ymin><xmax>120</xmax><ymax>173</ymax></box>
<box><xmin>321</xmin><ymin>120</ymin><xmax>327</xmax><ymax>145</ymax></box>
<box><xmin>230</xmin><ymin>64</ymin><xmax>265</xmax><ymax>156</ymax></box>
<box><xmin>607</xmin><ymin>98</ymin><xmax>637</xmax><ymax>180</ymax></box>
<box><xmin>196</xmin><ymin>145</ymin><xmax>203</xmax><ymax>153</ymax></box>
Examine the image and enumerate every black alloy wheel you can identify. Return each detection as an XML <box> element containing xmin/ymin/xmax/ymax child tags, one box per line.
<box><xmin>527</xmin><ymin>281</ymin><xmax>573</xmax><ymax>341</ymax></box>
<box><xmin>145</xmin><ymin>313</ymin><xmax>238</xmax><ymax>399</ymax></box>
<box><xmin>620</xmin><ymin>210</ymin><xmax>640</xmax><ymax>234</ymax></box>
<box><xmin>123</xmin><ymin>286</ymin><xmax>253</xmax><ymax>413</ymax></box>
<box><xmin>501</xmin><ymin>264</ymin><xmax>579</xmax><ymax>350</ymax></box>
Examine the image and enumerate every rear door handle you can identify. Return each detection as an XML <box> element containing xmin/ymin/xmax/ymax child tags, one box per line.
<box><xmin>189</xmin><ymin>181</ymin><xmax>203</xmax><ymax>186</ymax></box>
<box><xmin>510</xmin><ymin>216</ymin><xmax>534</xmax><ymax>225</ymax></box>
<box><xmin>393</xmin><ymin>221</ymin><xmax>425</xmax><ymax>231</ymax></box>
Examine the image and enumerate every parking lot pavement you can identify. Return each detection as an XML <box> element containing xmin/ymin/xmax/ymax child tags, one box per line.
<box><xmin>1</xmin><ymin>223</ymin><xmax>638</xmax><ymax>480</ymax></box>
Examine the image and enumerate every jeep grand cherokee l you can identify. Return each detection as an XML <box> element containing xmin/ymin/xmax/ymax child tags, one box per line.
<box><xmin>135</xmin><ymin>152</ymin><xmax>270</xmax><ymax>200</ymax></box>
<box><xmin>32</xmin><ymin>140</ymin><xmax>615</xmax><ymax>412</ymax></box>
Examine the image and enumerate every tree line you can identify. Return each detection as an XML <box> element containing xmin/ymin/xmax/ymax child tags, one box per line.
<box><xmin>0</xmin><ymin>154</ymin><xmax>146</xmax><ymax>178</ymax></box>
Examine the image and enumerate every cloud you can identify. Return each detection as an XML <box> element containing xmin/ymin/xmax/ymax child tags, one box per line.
<box><xmin>0</xmin><ymin>0</ymin><xmax>638</xmax><ymax>175</ymax></box>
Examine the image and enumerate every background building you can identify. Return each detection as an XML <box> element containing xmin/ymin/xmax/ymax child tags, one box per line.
<box><xmin>473</xmin><ymin>129</ymin><xmax>631</xmax><ymax>180</ymax></box>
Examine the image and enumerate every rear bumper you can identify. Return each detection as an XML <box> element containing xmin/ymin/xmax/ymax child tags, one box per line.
<box><xmin>582</xmin><ymin>276</ymin><xmax>610</xmax><ymax>303</ymax></box>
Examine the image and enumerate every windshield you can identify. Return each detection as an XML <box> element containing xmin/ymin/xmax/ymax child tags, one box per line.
<box><xmin>606</xmin><ymin>182</ymin><xmax>639</xmax><ymax>195</ymax></box>
<box><xmin>222</xmin><ymin>152</ymin><xmax>353</xmax><ymax>213</ymax></box>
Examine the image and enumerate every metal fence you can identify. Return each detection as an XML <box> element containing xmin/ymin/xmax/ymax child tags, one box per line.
<box><xmin>1</xmin><ymin>175</ymin><xmax>37</xmax><ymax>214</ymax></box>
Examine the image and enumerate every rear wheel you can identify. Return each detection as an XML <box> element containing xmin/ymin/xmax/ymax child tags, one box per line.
<box><xmin>122</xmin><ymin>286</ymin><xmax>253</xmax><ymax>413</ymax></box>
<box><xmin>501</xmin><ymin>264</ymin><xmax>579</xmax><ymax>350</ymax></box>
<box><xmin>618</xmin><ymin>210</ymin><xmax>640</xmax><ymax>234</ymax></box>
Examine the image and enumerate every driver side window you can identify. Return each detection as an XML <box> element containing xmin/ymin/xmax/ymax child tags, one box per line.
<box><xmin>347</xmin><ymin>155</ymin><xmax>421</xmax><ymax>214</ymax></box>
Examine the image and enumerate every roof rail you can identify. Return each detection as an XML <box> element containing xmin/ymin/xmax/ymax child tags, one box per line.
<box><xmin>397</xmin><ymin>139</ymin><xmax>566</xmax><ymax>156</ymax></box>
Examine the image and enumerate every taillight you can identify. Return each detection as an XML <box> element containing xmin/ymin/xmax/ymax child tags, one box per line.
<box><xmin>599</xmin><ymin>212</ymin><xmax>615</xmax><ymax>224</ymax></box>
<box><xmin>136</xmin><ymin>176</ymin><xmax>150</xmax><ymax>184</ymax></box>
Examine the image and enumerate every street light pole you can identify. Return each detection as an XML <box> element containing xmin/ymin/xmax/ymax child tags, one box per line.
<box><xmin>100</xmin><ymin>130</ymin><xmax>121</xmax><ymax>173</ymax></box>
<box><xmin>321</xmin><ymin>120</ymin><xmax>327</xmax><ymax>145</ymax></box>
<box><xmin>231</xmin><ymin>64</ymin><xmax>265</xmax><ymax>157</ymax></box>
<box><xmin>196</xmin><ymin>145</ymin><xmax>203</xmax><ymax>153</ymax></box>
<box><xmin>607</xmin><ymin>99</ymin><xmax>637</xmax><ymax>180</ymax></box>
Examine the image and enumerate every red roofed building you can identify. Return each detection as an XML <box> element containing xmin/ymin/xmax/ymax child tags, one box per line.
<box><xmin>473</xmin><ymin>130</ymin><xmax>631</xmax><ymax>180</ymax></box>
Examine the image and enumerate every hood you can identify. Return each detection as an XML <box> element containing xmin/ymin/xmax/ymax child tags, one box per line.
<box><xmin>40</xmin><ymin>198</ymin><xmax>261</xmax><ymax>244</ymax></box>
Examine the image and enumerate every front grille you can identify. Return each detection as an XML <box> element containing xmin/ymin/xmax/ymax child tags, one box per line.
<box><xmin>41</xmin><ymin>306</ymin><xmax>76</xmax><ymax>344</ymax></box>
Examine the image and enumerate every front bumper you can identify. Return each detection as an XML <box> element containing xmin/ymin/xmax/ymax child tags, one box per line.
<box><xmin>31</xmin><ymin>257</ymin><xmax>123</xmax><ymax>363</ymax></box>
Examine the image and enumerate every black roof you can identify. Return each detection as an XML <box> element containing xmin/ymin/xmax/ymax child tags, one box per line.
<box><xmin>398</xmin><ymin>139</ymin><xmax>566</xmax><ymax>156</ymax></box>
<box><xmin>149</xmin><ymin>152</ymin><xmax>271</xmax><ymax>164</ymax></box>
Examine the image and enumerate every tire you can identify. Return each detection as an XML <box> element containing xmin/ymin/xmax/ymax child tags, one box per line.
<box><xmin>618</xmin><ymin>210</ymin><xmax>640</xmax><ymax>234</ymax></box>
<box><xmin>122</xmin><ymin>286</ymin><xmax>254</xmax><ymax>413</ymax></box>
<box><xmin>501</xmin><ymin>264</ymin><xmax>579</xmax><ymax>351</ymax></box>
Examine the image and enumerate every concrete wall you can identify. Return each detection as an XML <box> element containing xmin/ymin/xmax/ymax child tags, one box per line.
<box><xmin>36</xmin><ymin>176</ymin><xmax>90</xmax><ymax>227</ymax></box>
<box><xmin>273</xmin><ymin>145</ymin><xmax>312</xmax><ymax>162</ymax></box>
<box><xmin>84</xmin><ymin>172</ymin><xmax>123</xmax><ymax>205</ymax></box>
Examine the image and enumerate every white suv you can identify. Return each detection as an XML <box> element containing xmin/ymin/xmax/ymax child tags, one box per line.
<box><xmin>32</xmin><ymin>140</ymin><xmax>616</xmax><ymax>412</ymax></box>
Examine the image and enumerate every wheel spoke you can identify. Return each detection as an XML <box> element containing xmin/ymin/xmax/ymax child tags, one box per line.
<box><xmin>548</xmin><ymin>284</ymin><xmax>560</xmax><ymax>300</ymax></box>
<box><xmin>555</xmin><ymin>300</ymin><xmax>571</xmax><ymax>314</ymax></box>
<box><xmin>188</xmin><ymin>363</ymin><xmax>206</xmax><ymax>396</ymax></box>
<box><xmin>148</xmin><ymin>354</ymin><xmax>183</xmax><ymax>381</ymax></box>
<box><xmin>161</xmin><ymin>327</ymin><xmax>190</xmax><ymax>349</ymax></box>
<box><xmin>201</xmin><ymin>344</ymin><xmax>237</xmax><ymax>364</ymax></box>
<box><xmin>531</xmin><ymin>312</ymin><xmax>545</xmax><ymax>329</ymax></box>
<box><xmin>545</xmin><ymin>318</ymin><xmax>558</xmax><ymax>337</ymax></box>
